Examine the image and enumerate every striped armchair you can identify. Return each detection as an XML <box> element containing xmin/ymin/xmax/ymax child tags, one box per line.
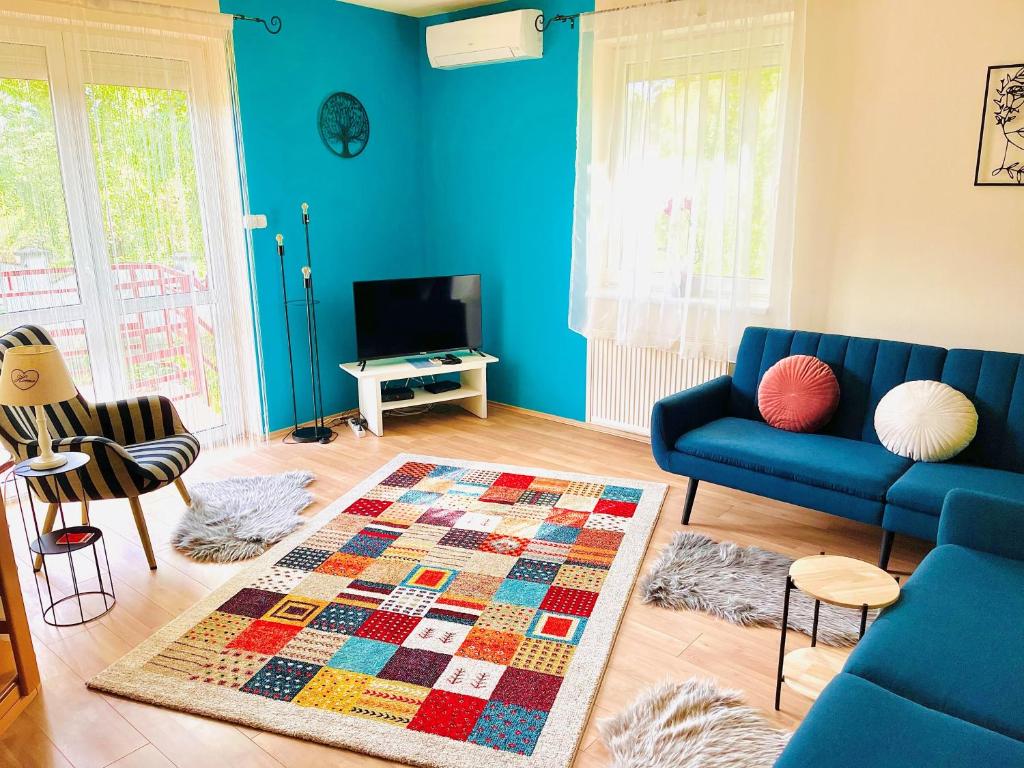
<box><xmin>0</xmin><ymin>325</ymin><xmax>200</xmax><ymax>570</ymax></box>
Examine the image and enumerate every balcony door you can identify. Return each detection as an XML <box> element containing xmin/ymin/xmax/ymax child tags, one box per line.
<box><xmin>0</xmin><ymin>18</ymin><xmax>262</xmax><ymax>444</ymax></box>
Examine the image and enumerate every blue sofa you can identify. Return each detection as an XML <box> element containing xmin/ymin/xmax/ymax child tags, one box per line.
<box><xmin>651</xmin><ymin>326</ymin><xmax>1024</xmax><ymax>567</ymax></box>
<box><xmin>775</xmin><ymin>490</ymin><xmax>1024</xmax><ymax>767</ymax></box>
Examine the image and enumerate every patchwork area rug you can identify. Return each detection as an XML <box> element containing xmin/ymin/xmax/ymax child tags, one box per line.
<box><xmin>640</xmin><ymin>532</ymin><xmax>871</xmax><ymax>645</ymax></box>
<box><xmin>90</xmin><ymin>454</ymin><xmax>666</xmax><ymax>768</ymax></box>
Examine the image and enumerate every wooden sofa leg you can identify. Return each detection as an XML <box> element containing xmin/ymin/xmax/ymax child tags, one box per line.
<box><xmin>32</xmin><ymin>503</ymin><xmax>58</xmax><ymax>572</ymax></box>
<box><xmin>129</xmin><ymin>497</ymin><xmax>158</xmax><ymax>570</ymax></box>
<box><xmin>878</xmin><ymin>529</ymin><xmax>895</xmax><ymax>571</ymax></box>
<box><xmin>81</xmin><ymin>499</ymin><xmax>90</xmax><ymax>526</ymax></box>
<box><xmin>682</xmin><ymin>479</ymin><xmax>699</xmax><ymax>525</ymax></box>
<box><xmin>174</xmin><ymin>478</ymin><xmax>192</xmax><ymax>506</ymax></box>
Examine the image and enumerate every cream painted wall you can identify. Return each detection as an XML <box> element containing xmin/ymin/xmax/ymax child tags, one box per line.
<box><xmin>47</xmin><ymin>0</ymin><xmax>220</xmax><ymax>9</ymax></box>
<box><xmin>791</xmin><ymin>0</ymin><xmax>1024</xmax><ymax>353</ymax></box>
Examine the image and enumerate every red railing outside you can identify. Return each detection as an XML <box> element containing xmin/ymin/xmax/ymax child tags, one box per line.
<box><xmin>1</xmin><ymin>263</ymin><xmax>216</xmax><ymax>404</ymax></box>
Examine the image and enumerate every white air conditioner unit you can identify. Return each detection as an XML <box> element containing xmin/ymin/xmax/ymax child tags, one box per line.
<box><xmin>426</xmin><ymin>9</ymin><xmax>542</xmax><ymax>70</ymax></box>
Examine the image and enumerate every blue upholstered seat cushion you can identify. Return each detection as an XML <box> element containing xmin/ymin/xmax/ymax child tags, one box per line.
<box><xmin>775</xmin><ymin>673</ymin><xmax>1024</xmax><ymax>768</ymax></box>
<box><xmin>886</xmin><ymin>461</ymin><xmax>1024</xmax><ymax>515</ymax></box>
<box><xmin>673</xmin><ymin>417</ymin><xmax>911</xmax><ymax>500</ymax></box>
<box><xmin>844</xmin><ymin>545</ymin><xmax>1024</xmax><ymax>742</ymax></box>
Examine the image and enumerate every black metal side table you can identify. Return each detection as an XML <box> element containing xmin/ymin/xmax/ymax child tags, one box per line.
<box><xmin>13</xmin><ymin>452</ymin><xmax>115</xmax><ymax>627</ymax></box>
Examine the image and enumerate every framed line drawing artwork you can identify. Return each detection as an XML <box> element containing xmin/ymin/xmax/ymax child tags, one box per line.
<box><xmin>975</xmin><ymin>63</ymin><xmax>1024</xmax><ymax>186</ymax></box>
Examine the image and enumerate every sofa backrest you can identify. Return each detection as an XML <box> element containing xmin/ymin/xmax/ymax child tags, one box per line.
<box><xmin>729</xmin><ymin>327</ymin><xmax>947</xmax><ymax>444</ymax></box>
<box><xmin>941</xmin><ymin>350</ymin><xmax>1024</xmax><ymax>471</ymax></box>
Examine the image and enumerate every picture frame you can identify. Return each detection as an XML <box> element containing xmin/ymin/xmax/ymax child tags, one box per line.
<box><xmin>974</xmin><ymin>63</ymin><xmax>1024</xmax><ymax>186</ymax></box>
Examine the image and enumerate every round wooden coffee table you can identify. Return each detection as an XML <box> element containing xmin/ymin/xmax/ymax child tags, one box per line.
<box><xmin>774</xmin><ymin>555</ymin><xmax>899</xmax><ymax>710</ymax></box>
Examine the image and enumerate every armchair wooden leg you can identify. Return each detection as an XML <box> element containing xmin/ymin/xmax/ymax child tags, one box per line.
<box><xmin>32</xmin><ymin>503</ymin><xmax>58</xmax><ymax>573</ymax></box>
<box><xmin>173</xmin><ymin>478</ymin><xmax>192</xmax><ymax>506</ymax></box>
<box><xmin>128</xmin><ymin>497</ymin><xmax>158</xmax><ymax>570</ymax></box>
<box><xmin>81</xmin><ymin>499</ymin><xmax>90</xmax><ymax>526</ymax></box>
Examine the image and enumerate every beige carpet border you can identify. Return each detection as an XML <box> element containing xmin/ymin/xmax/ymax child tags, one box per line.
<box><xmin>88</xmin><ymin>453</ymin><xmax>667</xmax><ymax>768</ymax></box>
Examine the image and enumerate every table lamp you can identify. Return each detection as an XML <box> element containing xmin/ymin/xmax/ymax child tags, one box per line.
<box><xmin>0</xmin><ymin>345</ymin><xmax>77</xmax><ymax>470</ymax></box>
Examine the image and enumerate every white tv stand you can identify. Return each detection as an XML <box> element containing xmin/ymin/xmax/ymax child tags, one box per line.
<box><xmin>339</xmin><ymin>352</ymin><xmax>499</xmax><ymax>436</ymax></box>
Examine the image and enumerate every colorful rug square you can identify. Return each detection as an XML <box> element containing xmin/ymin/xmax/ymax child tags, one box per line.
<box><xmin>89</xmin><ymin>454</ymin><xmax>665</xmax><ymax>768</ymax></box>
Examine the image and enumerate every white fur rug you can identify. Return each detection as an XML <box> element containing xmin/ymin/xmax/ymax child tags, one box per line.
<box><xmin>640</xmin><ymin>532</ymin><xmax>871</xmax><ymax>645</ymax></box>
<box><xmin>172</xmin><ymin>471</ymin><xmax>315</xmax><ymax>562</ymax></box>
<box><xmin>600</xmin><ymin>679</ymin><xmax>789</xmax><ymax>768</ymax></box>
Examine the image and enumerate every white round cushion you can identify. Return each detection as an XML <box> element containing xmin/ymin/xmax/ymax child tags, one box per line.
<box><xmin>874</xmin><ymin>380</ymin><xmax>978</xmax><ymax>462</ymax></box>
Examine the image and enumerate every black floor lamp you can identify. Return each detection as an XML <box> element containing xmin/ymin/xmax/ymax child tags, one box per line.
<box><xmin>276</xmin><ymin>203</ymin><xmax>332</xmax><ymax>443</ymax></box>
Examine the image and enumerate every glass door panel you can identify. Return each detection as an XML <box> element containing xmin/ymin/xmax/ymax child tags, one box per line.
<box><xmin>80</xmin><ymin>47</ymin><xmax>224</xmax><ymax>433</ymax></box>
<box><xmin>84</xmin><ymin>80</ymin><xmax>210</xmax><ymax>299</ymax></box>
<box><xmin>49</xmin><ymin>319</ymin><xmax>96</xmax><ymax>402</ymax></box>
<box><xmin>0</xmin><ymin>39</ymin><xmax>97</xmax><ymax>394</ymax></box>
<box><xmin>117</xmin><ymin>306</ymin><xmax>221</xmax><ymax>431</ymax></box>
<box><xmin>0</xmin><ymin>44</ymin><xmax>81</xmax><ymax>314</ymax></box>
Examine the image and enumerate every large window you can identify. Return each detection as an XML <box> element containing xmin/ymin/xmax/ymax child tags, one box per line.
<box><xmin>630</xmin><ymin>57</ymin><xmax>782</xmax><ymax>285</ymax></box>
<box><xmin>0</xmin><ymin>20</ymin><xmax>260</xmax><ymax>443</ymax></box>
<box><xmin>570</xmin><ymin>0</ymin><xmax>803</xmax><ymax>358</ymax></box>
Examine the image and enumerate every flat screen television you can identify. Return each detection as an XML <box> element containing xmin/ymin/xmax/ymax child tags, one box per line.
<box><xmin>353</xmin><ymin>274</ymin><xmax>482</xmax><ymax>361</ymax></box>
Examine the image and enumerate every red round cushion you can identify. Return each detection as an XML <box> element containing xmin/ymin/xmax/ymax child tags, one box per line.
<box><xmin>757</xmin><ymin>355</ymin><xmax>839</xmax><ymax>432</ymax></box>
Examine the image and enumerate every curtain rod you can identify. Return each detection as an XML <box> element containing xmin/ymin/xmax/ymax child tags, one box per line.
<box><xmin>536</xmin><ymin>0</ymin><xmax>706</xmax><ymax>31</ymax></box>
<box><xmin>232</xmin><ymin>13</ymin><xmax>281</xmax><ymax>35</ymax></box>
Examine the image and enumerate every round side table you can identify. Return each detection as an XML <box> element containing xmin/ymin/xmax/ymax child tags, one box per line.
<box><xmin>13</xmin><ymin>453</ymin><xmax>116</xmax><ymax>627</ymax></box>
<box><xmin>773</xmin><ymin>554</ymin><xmax>899</xmax><ymax>710</ymax></box>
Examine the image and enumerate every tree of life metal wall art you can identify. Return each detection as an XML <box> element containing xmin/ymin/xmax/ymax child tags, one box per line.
<box><xmin>318</xmin><ymin>92</ymin><xmax>370</xmax><ymax>159</ymax></box>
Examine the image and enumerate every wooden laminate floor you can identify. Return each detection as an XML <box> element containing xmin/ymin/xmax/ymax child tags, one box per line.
<box><xmin>0</xmin><ymin>405</ymin><xmax>928</xmax><ymax>768</ymax></box>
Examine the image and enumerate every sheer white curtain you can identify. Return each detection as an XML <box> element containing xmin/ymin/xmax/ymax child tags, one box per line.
<box><xmin>570</xmin><ymin>0</ymin><xmax>805</xmax><ymax>361</ymax></box>
<box><xmin>0</xmin><ymin>0</ymin><xmax>267</xmax><ymax>447</ymax></box>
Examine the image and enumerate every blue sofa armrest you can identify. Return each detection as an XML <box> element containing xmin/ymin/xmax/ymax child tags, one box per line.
<box><xmin>937</xmin><ymin>489</ymin><xmax>1024</xmax><ymax>561</ymax></box>
<box><xmin>651</xmin><ymin>375</ymin><xmax>732</xmax><ymax>470</ymax></box>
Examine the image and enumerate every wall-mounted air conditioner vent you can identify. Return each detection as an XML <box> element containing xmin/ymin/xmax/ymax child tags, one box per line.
<box><xmin>426</xmin><ymin>9</ymin><xmax>542</xmax><ymax>70</ymax></box>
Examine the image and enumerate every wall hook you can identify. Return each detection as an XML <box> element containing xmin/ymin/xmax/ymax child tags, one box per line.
<box><xmin>232</xmin><ymin>14</ymin><xmax>283</xmax><ymax>35</ymax></box>
<box><xmin>535</xmin><ymin>13</ymin><xmax>580</xmax><ymax>32</ymax></box>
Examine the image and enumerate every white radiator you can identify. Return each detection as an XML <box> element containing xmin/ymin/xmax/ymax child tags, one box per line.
<box><xmin>586</xmin><ymin>338</ymin><xmax>730</xmax><ymax>436</ymax></box>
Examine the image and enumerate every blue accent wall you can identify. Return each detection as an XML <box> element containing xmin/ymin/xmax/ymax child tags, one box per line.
<box><xmin>418</xmin><ymin>0</ymin><xmax>590</xmax><ymax>420</ymax></box>
<box><xmin>222</xmin><ymin>0</ymin><xmax>426</xmax><ymax>432</ymax></box>
<box><xmin>225</xmin><ymin>0</ymin><xmax>588</xmax><ymax>428</ymax></box>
